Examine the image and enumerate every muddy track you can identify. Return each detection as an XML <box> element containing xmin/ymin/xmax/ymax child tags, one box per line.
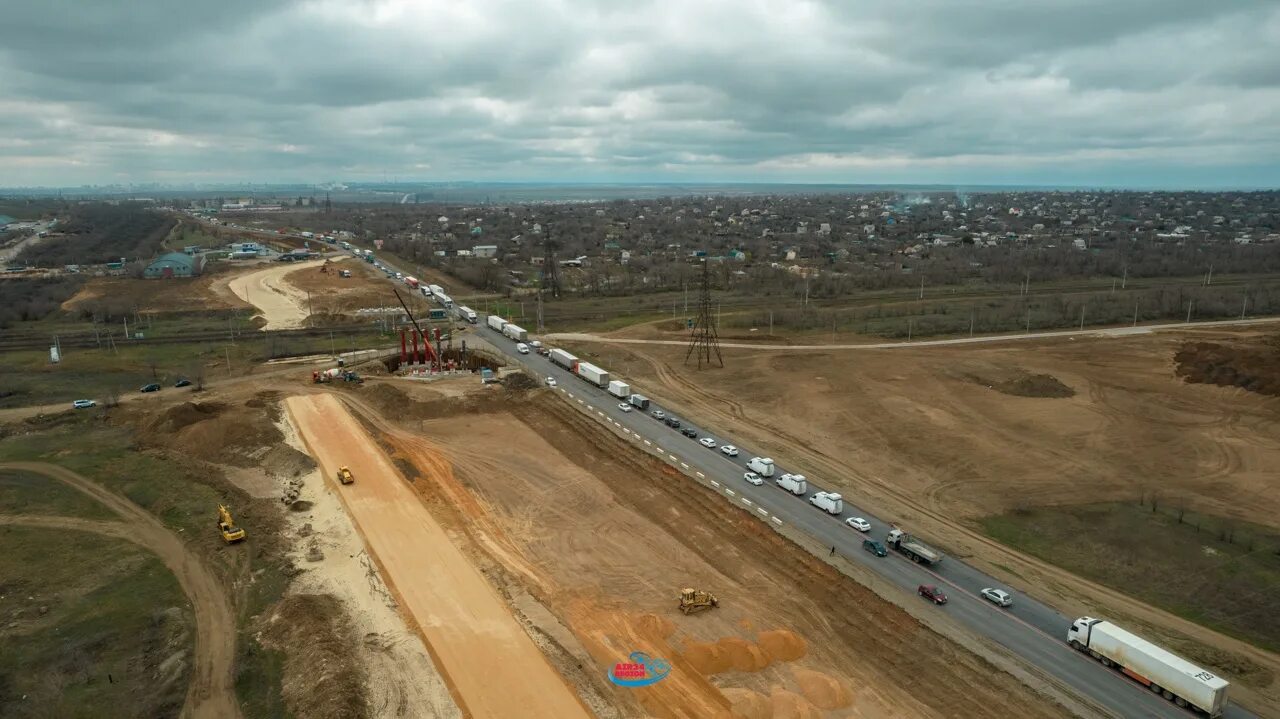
<box><xmin>0</xmin><ymin>462</ymin><xmax>241</xmax><ymax>719</ymax></box>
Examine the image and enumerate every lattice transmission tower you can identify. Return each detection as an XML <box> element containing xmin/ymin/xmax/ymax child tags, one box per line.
<box><xmin>685</xmin><ymin>258</ymin><xmax>723</xmax><ymax>369</ymax></box>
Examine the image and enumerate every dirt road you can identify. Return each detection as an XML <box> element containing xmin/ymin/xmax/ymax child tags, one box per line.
<box><xmin>0</xmin><ymin>462</ymin><xmax>241</xmax><ymax>719</ymax></box>
<box><xmin>285</xmin><ymin>394</ymin><xmax>593</xmax><ymax>719</ymax></box>
<box><xmin>226</xmin><ymin>259</ymin><xmax>327</xmax><ymax>329</ymax></box>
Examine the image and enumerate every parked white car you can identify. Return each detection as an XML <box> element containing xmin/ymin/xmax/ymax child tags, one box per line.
<box><xmin>72</xmin><ymin>399</ymin><xmax>96</xmax><ymax>409</ymax></box>
<box><xmin>617</xmin><ymin>402</ymin><xmax>632</xmax><ymax>413</ymax></box>
<box><xmin>698</xmin><ymin>437</ymin><xmax>716</xmax><ymax>449</ymax></box>
<box><xmin>720</xmin><ymin>445</ymin><xmax>739</xmax><ymax>457</ymax></box>
<box><xmin>844</xmin><ymin>517</ymin><xmax>871</xmax><ymax>532</ymax></box>
<box><xmin>980</xmin><ymin>588</ymin><xmax>1013</xmax><ymax>607</ymax></box>
<box><xmin>743</xmin><ymin>472</ymin><xmax>763</xmax><ymax>486</ymax></box>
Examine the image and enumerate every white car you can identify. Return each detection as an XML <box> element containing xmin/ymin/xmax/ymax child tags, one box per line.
<box><xmin>617</xmin><ymin>402</ymin><xmax>632</xmax><ymax>413</ymax></box>
<box><xmin>698</xmin><ymin>437</ymin><xmax>716</xmax><ymax>449</ymax></box>
<box><xmin>980</xmin><ymin>588</ymin><xmax>1013</xmax><ymax>607</ymax></box>
<box><xmin>844</xmin><ymin>517</ymin><xmax>871</xmax><ymax>532</ymax></box>
<box><xmin>545</xmin><ymin>377</ymin><xmax>557</xmax><ymax>387</ymax></box>
<box><xmin>743</xmin><ymin>472</ymin><xmax>763</xmax><ymax>486</ymax></box>
<box><xmin>516</xmin><ymin>343</ymin><xmax>530</xmax><ymax>354</ymax></box>
<box><xmin>72</xmin><ymin>399</ymin><xmax>96</xmax><ymax>409</ymax></box>
<box><xmin>720</xmin><ymin>445</ymin><xmax>739</xmax><ymax>457</ymax></box>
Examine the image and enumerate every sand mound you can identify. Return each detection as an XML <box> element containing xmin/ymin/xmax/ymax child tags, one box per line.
<box><xmin>634</xmin><ymin>613</ymin><xmax>675</xmax><ymax>641</ymax></box>
<box><xmin>757</xmin><ymin>630</ymin><xmax>807</xmax><ymax>663</ymax></box>
<box><xmin>682</xmin><ymin>640</ymin><xmax>733</xmax><ymax>675</ymax></box>
<box><xmin>959</xmin><ymin>365</ymin><xmax>1075</xmax><ymax>398</ymax></box>
<box><xmin>791</xmin><ymin>667</ymin><xmax>853</xmax><ymax>710</ymax></box>
<box><xmin>1175</xmin><ymin>337</ymin><xmax>1280</xmax><ymax>396</ymax></box>
<box><xmin>769</xmin><ymin>688</ymin><xmax>823</xmax><ymax>719</ymax></box>
<box><xmin>151</xmin><ymin>401</ymin><xmax>227</xmax><ymax>433</ymax></box>
<box><xmin>721</xmin><ymin>637</ymin><xmax>770</xmax><ymax>672</ymax></box>
<box><xmin>723</xmin><ymin>688</ymin><xmax>771</xmax><ymax>719</ymax></box>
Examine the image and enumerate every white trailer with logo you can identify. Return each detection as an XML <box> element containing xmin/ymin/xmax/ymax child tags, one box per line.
<box><xmin>575</xmin><ymin>362</ymin><xmax>609</xmax><ymax>388</ymax></box>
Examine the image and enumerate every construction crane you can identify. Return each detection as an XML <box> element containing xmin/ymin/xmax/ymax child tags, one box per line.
<box><xmin>217</xmin><ymin>504</ymin><xmax>246</xmax><ymax>544</ymax></box>
<box><xmin>394</xmin><ymin>288</ymin><xmax>440</xmax><ymax>370</ymax></box>
<box><xmin>677</xmin><ymin>587</ymin><xmax>719</xmax><ymax>615</ymax></box>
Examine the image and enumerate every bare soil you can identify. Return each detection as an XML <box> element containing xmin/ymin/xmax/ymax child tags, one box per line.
<box><xmin>1175</xmin><ymin>333</ymin><xmax>1280</xmax><ymax>396</ymax></box>
<box><xmin>256</xmin><ymin>594</ymin><xmax>368</xmax><ymax>719</ymax></box>
<box><xmin>337</xmin><ymin>378</ymin><xmax>1067</xmax><ymax>719</ymax></box>
<box><xmin>61</xmin><ymin>268</ymin><xmax>252</xmax><ymax>315</ymax></box>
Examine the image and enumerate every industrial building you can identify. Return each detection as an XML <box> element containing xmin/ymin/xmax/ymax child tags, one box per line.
<box><xmin>144</xmin><ymin>251</ymin><xmax>205</xmax><ymax>278</ymax></box>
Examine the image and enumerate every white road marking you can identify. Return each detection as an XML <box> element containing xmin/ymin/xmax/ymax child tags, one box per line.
<box><xmin>725</xmin><ymin>489</ymin><xmax>736</xmax><ymax>497</ymax></box>
<box><xmin>696</xmin><ymin>472</ymin><xmax>705</xmax><ymax>478</ymax></box>
<box><xmin>757</xmin><ymin>508</ymin><xmax>769</xmax><ymax>516</ymax></box>
<box><xmin>644</xmin><ymin>440</ymin><xmax>652</xmax><ymax>446</ymax></box>
<box><xmin>577</xmin><ymin>399</ymin><xmax>584</xmax><ymax>405</ymax></box>
<box><xmin>771</xmin><ymin>517</ymin><xmax>782</xmax><ymax>525</ymax></box>
<box><xmin>623</xmin><ymin>428</ymin><xmax>631</xmax><ymax>434</ymax></box>
<box><xmin>567</xmin><ymin>392</ymin><xmax>573</xmax><ymax>398</ymax></box>
<box><xmin>710</xmin><ymin>480</ymin><xmax>720</xmax><ymax>488</ymax></box>
<box><xmin>680</xmin><ymin>462</ymin><xmax>689</xmax><ymax>469</ymax></box>
<box><xmin>741</xmin><ymin>498</ymin><xmax>752</xmax><ymax>506</ymax></box>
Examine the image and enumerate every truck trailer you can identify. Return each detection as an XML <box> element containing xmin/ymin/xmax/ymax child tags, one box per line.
<box><xmin>575</xmin><ymin>362</ymin><xmax>609</xmax><ymax>387</ymax></box>
<box><xmin>549</xmin><ymin>348</ymin><xmax>578</xmax><ymax>370</ymax></box>
<box><xmin>502</xmin><ymin>323</ymin><xmax>529</xmax><ymax>342</ymax></box>
<box><xmin>809</xmin><ymin>491</ymin><xmax>843</xmax><ymax>514</ymax></box>
<box><xmin>487</xmin><ymin>315</ymin><xmax>508</xmax><ymax>332</ymax></box>
<box><xmin>747</xmin><ymin>457</ymin><xmax>775</xmax><ymax>477</ymax></box>
<box><xmin>607</xmin><ymin>380</ymin><xmax>631</xmax><ymax>399</ymax></box>
<box><xmin>628</xmin><ymin>393</ymin><xmax>650</xmax><ymax>410</ymax></box>
<box><xmin>885</xmin><ymin>529</ymin><xmax>943</xmax><ymax>565</ymax></box>
<box><xmin>458</xmin><ymin>306</ymin><xmax>478</xmax><ymax>323</ymax></box>
<box><xmin>775</xmin><ymin>473</ymin><xmax>807</xmax><ymax>495</ymax></box>
<box><xmin>1068</xmin><ymin>618</ymin><xmax>1229</xmax><ymax>716</ymax></box>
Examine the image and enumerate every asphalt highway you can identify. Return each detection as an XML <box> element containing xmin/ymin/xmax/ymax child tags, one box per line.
<box><xmin>473</xmin><ymin>315</ymin><xmax>1257</xmax><ymax>719</ymax></box>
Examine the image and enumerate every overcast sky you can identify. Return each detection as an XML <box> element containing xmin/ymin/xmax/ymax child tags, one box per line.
<box><xmin>2</xmin><ymin>0</ymin><xmax>1278</xmax><ymax>188</ymax></box>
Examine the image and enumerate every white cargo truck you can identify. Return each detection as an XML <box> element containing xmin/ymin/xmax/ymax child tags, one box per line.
<box><xmin>458</xmin><ymin>306</ymin><xmax>478</xmax><ymax>323</ymax></box>
<box><xmin>502</xmin><ymin>323</ymin><xmax>528</xmax><ymax>342</ymax></box>
<box><xmin>809</xmin><ymin>491</ymin><xmax>843</xmax><ymax>514</ymax></box>
<box><xmin>575</xmin><ymin>362</ymin><xmax>610</xmax><ymax>388</ymax></box>
<box><xmin>775</xmin><ymin>473</ymin><xmax>807</xmax><ymax>495</ymax></box>
<box><xmin>607</xmin><ymin>380</ymin><xmax>631</xmax><ymax>399</ymax></box>
<box><xmin>486</xmin><ymin>315</ymin><xmax>508</xmax><ymax>332</ymax></box>
<box><xmin>747</xmin><ymin>457</ymin><xmax>775</xmax><ymax>478</ymax></box>
<box><xmin>436</xmin><ymin>292</ymin><xmax>453</xmax><ymax>308</ymax></box>
<box><xmin>1068</xmin><ymin>617</ymin><xmax>1229</xmax><ymax>716</ymax></box>
<box><xmin>885</xmin><ymin>529</ymin><xmax>943</xmax><ymax>565</ymax></box>
<box><xmin>549</xmin><ymin>348</ymin><xmax>577</xmax><ymax>370</ymax></box>
<box><xmin>628</xmin><ymin>394</ymin><xmax>650</xmax><ymax>410</ymax></box>
<box><xmin>427</xmin><ymin>284</ymin><xmax>444</xmax><ymax>295</ymax></box>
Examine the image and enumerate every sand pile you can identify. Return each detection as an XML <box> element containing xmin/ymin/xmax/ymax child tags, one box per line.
<box><xmin>681</xmin><ymin>636</ymin><xmax>771</xmax><ymax>675</ymax></box>
<box><xmin>722</xmin><ymin>688</ymin><xmax>770</xmax><ymax>719</ymax></box>
<box><xmin>791</xmin><ymin>667</ymin><xmax>853</xmax><ymax>710</ymax></box>
<box><xmin>757</xmin><ymin>630</ymin><xmax>807</xmax><ymax>662</ymax></box>
<box><xmin>1175</xmin><ymin>337</ymin><xmax>1280</xmax><ymax>396</ymax></box>
<box><xmin>769</xmin><ymin>688</ymin><xmax>824</xmax><ymax>719</ymax></box>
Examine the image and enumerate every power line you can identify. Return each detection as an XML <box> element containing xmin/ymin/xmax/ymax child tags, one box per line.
<box><xmin>685</xmin><ymin>258</ymin><xmax>723</xmax><ymax>369</ymax></box>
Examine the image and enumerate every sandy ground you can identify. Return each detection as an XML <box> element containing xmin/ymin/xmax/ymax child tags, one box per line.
<box><xmin>285</xmin><ymin>393</ymin><xmax>593</xmax><ymax>719</ymax></box>
<box><xmin>274</xmin><ymin>417</ymin><xmax>460</xmax><ymax>719</ymax></box>
<box><xmin>560</xmin><ymin>326</ymin><xmax>1280</xmax><ymax>708</ymax></box>
<box><xmin>0</xmin><ymin>462</ymin><xmax>241</xmax><ymax>719</ymax></box>
<box><xmin>226</xmin><ymin>259</ymin><xmax>327</xmax><ymax>329</ymax></box>
<box><xmin>336</xmin><ymin>380</ymin><xmax>1067</xmax><ymax>719</ymax></box>
<box><xmin>281</xmin><ymin>258</ymin><xmax>400</xmax><ymax>314</ymax></box>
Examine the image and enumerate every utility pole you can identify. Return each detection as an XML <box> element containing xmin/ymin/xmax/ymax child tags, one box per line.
<box><xmin>1122</xmin><ymin>265</ymin><xmax>1128</xmax><ymax>289</ymax></box>
<box><xmin>969</xmin><ymin>309</ymin><xmax>975</xmax><ymax>337</ymax></box>
<box><xmin>769</xmin><ymin>310</ymin><xmax>773</xmax><ymax>336</ymax></box>
<box><xmin>1186</xmin><ymin>299</ymin><xmax>1194</xmax><ymax>323</ymax></box>
<box><xmin>1111</xmin><ymin>278</ymin><xmax>1116</xmax><ymax>293</ymax></box>
<box><xmin>1205</xmin><ymin>264</ymin><xmax>1214</xmax><ymax>286</ymax></box>
<box><xmin>536</xmin><ymin>290</ymin><xmax>544</xmax><ymax>333</ymax></box>
<box><xmin>225</xmin><ymin>347</ymin><xmax>232</xmax><ymax>376</ymax></box>
<box><xmin>919</xmin><ymin>276</ymin><xmax>924</xmax><ymax>300</ymax></box>
<box><xmin>907</xmin><ymin>318</ymin><xmax>913</xmax><ymax>341</ymax></box>
<box><xmin>1241</xmin><ymin>294</ymin><xmax>1248</xmax><ymax>320</ymax></box>
<box><xmin>123</xmin><ymin>315</ymin><xmax>129</xmax><ymax>339</ymax></box>
<box><xmin>1079</xmin><ymin>305</ymin><xmax>1086</xmax><ymax>330</ymax></box>
<box><xmin>1133</xmin><ymin>299</ymin><xmax>1140</xmax><ymax>327</ymax></box>
<box><xmin>1026</xmin><ymin>306</ymin><xmax>1031</xmax><ymax>334</ymax></box>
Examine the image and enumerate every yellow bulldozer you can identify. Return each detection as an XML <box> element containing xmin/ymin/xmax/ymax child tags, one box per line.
<box><xmin>336</xmin><ymin>466</ymin><xmax>354</xmax><ymax>485</ymax></box>
<box><xmin>678</xmin><ymin>587</ymin><xmax>719</xmax><ymax>615</ymax></box>
<box><xmin>217</xmin><ymin>504</ymin><xmax>246</xmax><ymax>544</ymax></box>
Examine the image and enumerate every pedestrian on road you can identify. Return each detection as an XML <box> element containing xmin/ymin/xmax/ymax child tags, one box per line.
<box><xmin>830</xmin><ymin>545</ymin><xmax>836</xmax><ymax>557</ymax></box>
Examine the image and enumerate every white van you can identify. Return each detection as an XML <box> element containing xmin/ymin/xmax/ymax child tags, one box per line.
<box><xmin>516</xmin><ymin>343</ymin><xmax>530</xmax><ymax>354</ymax></box>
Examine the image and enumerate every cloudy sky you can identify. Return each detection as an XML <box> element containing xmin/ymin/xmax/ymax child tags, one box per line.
<box><xmin>3</xmin><ymin>0</ymin><xmax>1278</xmax><ymax>188</ymax></box>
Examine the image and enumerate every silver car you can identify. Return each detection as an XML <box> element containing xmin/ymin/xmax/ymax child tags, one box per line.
<box><xmin>743</xmin><ymin>472</ymin><xmax>763</xmax><ymax>486</ymax></box>
<box><xmin>980</xmin><ymin>588</ymin><xmax>1013</xmax><ymax>607</ymax></box>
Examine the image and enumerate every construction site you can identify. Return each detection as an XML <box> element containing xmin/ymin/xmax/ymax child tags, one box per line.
<box><xmin>4</xmin><ymin>238</ymin><xmax>1280</xmax><ymax>719</ymax></box>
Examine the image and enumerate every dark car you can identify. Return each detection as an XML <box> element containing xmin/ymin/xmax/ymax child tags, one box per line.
<box><xmin>862</xmin><ymin>539</ymin><xmax>887</xmax><ymax>557</ymax></box>
<box><xmin>174</xmin><ymin>378</ymin><xmax>192</xmax><ymax>388</ymax></box>
<box><xmin>140</xmin><ymin>383</ymin><xmax>161</xmax><ymax>393</ymax></box>
<box><xmin>917</xmin><ymin>584</ymin><xmax>948</xmax><ymax>605</ymax></box>
<box><xmin>680</xmin><ymin>427</ymin><xmax>698</xmax><ymax>439</ymax></box>
<box><xmin>664</xmin><ymin>417</ymin><xmax>682</xmax><ymax>429</ymax></box>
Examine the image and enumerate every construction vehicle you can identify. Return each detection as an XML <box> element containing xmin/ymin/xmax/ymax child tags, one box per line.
<box><xmin>312</xmin><ymin>369</ymin><xmax>363</xmax><ymax>384</ymax></box>
<box><xmin>886</xmin><ymin>528</ymin><xmax>943</xmax><ymax>565</ymax></box>
<box><xmin>336</xmin><ymin>466</ymin><xmax>354</xmax><ymax>485</ymax></box>
<box><xmin>217</xmin><ymin>504</ymin><xmax>246</xmax><ymax>543</ymax></box>
<box><xmin>677</xmin><ymin>587</ymin><xmax>719</xmax><ymax>615</ymax></box>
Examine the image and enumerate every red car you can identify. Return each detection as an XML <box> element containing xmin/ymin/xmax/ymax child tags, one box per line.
<box><xmin>918</xmin><ymin>584</ymin><xmax>948</xmax><ymax>605</ymax></box>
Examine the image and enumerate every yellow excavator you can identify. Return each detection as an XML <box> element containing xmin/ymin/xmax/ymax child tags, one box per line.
<box><xmin>336</xmin><ymin>466</ymin><xmax>354</xmax><ymax>485</ymax></box>
<box><xmin>678</xmin><ymin>587</ymin><xmax>719</xmax><ymax>615</ymax></box>
<box><xmin>218</xmin><ymin>504</ymin><xmax>246</xmax><ymax>544</ymax></box>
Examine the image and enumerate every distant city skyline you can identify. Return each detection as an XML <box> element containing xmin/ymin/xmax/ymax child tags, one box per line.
<box><xmin>3</xmin><ymin>1</ymin><xmax>1278</xmax><ymax>188</ymax></box>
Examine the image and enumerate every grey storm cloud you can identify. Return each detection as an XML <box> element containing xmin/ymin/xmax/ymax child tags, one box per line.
<box><xmin>1</xmin><ymin>0</ymin><xmax>1278</xmax><ymax>187</ymax></box>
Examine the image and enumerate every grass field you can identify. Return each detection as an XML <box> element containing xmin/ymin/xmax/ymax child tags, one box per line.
<box><xmin>981</xmin><ymin>502</ymin><xmax>1280</xmax><ymax>654</ymax></box>
<box><xmin>0</xmin><ymin>469</ymin><xmax>115</xmax><ymax>520</ymax></box>
<box><xmin>0</xmin><ymin>526</ymin><xmax>192</xmax><ymax>719</ymax></box>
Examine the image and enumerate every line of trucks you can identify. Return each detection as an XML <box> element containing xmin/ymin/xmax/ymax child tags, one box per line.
<box><xmin>479</xmin><ymin>308</ymin><xmax>1232</xmax><ymax>717</ymax></box>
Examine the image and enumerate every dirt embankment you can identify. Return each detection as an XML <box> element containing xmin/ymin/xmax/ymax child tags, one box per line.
<box><xmin>1175</xmin><ymin>334</ymin><xmax>1280</xmax><ymax>396</ymax></box>
<box><xmin>256</xmin><ymin>594</ymin><xmax>367</xmax><ymax>719</ymax></box>
<box><xmin>344</xmin><ymin>379</ymin><xmax>1067</xmax><ymax>719</ymax></box>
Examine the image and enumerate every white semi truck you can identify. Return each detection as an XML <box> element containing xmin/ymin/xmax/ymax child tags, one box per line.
<box><xmin>885</xmin><ymin>529</ymin><xmax>943</xmax><ymax>565</ymax></box>
<box><xmin>607</xmin><ymin>380</ymin><xmax>631</xmax><ymax>399</ymax></box>
<box><xmin>747</xmin><ymin>457</ymin><xmax>775</xmax><ymax>477</ymax></box>
<box><xmin>1068</xmin><ymin>617</ymin><xmax>1229</xmax><ymax>716</ymax></box>
<box><xmin>575</xmin><ymin>362</ymin><xmax>610</xmax><ymax>387</ymax></box>
<box><xmin>458</xmin><ymin>306</ymin><xmax>478</xmax><ymax>323</ymax></box>
<box><xmin>486</xmin><ymin>315</ymin><xmax>508</xmax><ymax>332</ymax></box>
<box><xmin>549</xmin><ymin>348</ymin><xmax>577</xmax><ymax>370</ymax></box>
<box><xmin>775</xmin><ymin>473</ymin><xmax>807</xmax><ymax>495</ymax></box>
<box><xmin>809</xmin><ymin>491</ymin><xmax>843</xmax><ymax>514</ymax></box>
<box><xmin>502</xmin><ymin>323</ymin><xmax>528</xmax><ymax>342</ymax></box>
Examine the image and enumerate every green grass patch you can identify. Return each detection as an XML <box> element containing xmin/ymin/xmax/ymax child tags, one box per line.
<box><xmin>0</xmin><ymin>470</ymin><xmax>115</xmax><ymax>520</ymax></box>
<box><xmin>981</xmin><ymin>502</ymin><xmax>1280</xmax><ymax>653</ymax></box>
<box><xmin>0</xmin><ymin>526</ymin><xmax>192</xmax><ymax>719</ymax></box>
